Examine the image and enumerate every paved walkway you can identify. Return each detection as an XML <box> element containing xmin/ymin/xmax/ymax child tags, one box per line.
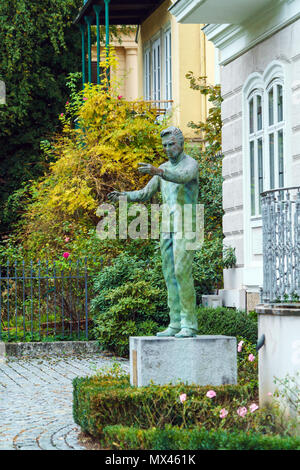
<box><xmin>0</xmin><ymin>353</ymin><xmax>129</xmax><ymax>450</ymax></box>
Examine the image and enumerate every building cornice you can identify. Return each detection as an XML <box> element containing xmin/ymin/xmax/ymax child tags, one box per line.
<box><xmin>203</xmin><ymin>1</ymin><xmax>300</xmax><ymax>65</ymax></box>
<box><xmin>169</xmin><ymin>0</ymin><xmax>203</xmax><ymax>23</ymax></box>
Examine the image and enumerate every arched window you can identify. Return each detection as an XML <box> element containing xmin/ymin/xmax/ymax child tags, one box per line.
<box><xmin>248</xmin><ymin>90</ymin><xmax>264</xmax><ymax>215</ymax></box>
<box><xmin>244</xmin><ymin>62</ymin><xmax>286</xmax><ymax>217</ymax></box>
<box><xmin>267</xmin><ymin>80</ymin><xmax>284</xmax><ymax>189</ymax></box>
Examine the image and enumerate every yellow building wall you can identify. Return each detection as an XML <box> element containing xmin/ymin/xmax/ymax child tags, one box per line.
<box><xmin>137</xmin><ymin>0</ymin><xmax>216</xmax><ymax>139</ymax></box>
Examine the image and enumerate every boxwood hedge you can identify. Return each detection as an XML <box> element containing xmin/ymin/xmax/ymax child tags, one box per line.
<box><xmin>100</xmin><ymin>425</ymin><xmax>300</xmax><ymax>450</ymax></box>
<box><xmin>73</xmin><ymin>366</ymin><xmax>260</xmax><ymax>439</ymax></box>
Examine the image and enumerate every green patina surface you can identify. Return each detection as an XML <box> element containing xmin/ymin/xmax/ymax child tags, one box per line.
<box><xmin>108</xmin><ymin>127</ymin><xmax>200</xmax><ymax>337</ymax></box>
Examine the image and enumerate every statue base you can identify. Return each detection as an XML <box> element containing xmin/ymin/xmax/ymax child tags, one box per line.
<box><xmin>129</xmin><ymin>335</ymin><xmax>237</xmax><ymax>387</ymax></box>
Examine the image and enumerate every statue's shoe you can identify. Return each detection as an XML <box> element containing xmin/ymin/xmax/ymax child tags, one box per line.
<box><xmin>175</xmin><ymin>328</ymin><xmax>197</xmax><ymax>338</ymax></box>
<box><xmin>156</xmin><ymin>327</ymin><xmax>180</xmax><ymax>337</ymax></box>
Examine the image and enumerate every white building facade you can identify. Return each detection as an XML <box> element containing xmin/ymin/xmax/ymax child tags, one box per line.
<box><xmin>170</xmin><ymin>0</ymin><xmax>300</xmax><ymax>311</ymax></box>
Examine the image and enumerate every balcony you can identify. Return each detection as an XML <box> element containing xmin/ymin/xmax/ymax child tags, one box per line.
<box><xmin>129</xmin><ymin>100</ymin><xmax>173</xmax><ymax>120</ymax></box>
<box><xmin>261</xmin><ymin>186</ymin><xmax>300</xmax><ymax>303</ymax></box>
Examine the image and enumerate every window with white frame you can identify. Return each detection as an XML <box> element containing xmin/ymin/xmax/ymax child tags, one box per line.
<box><xmin>152</xmin><ymin>38</ymin><xmax>161</xmax><ymax>101</ymax></box>
<box><xmin>143</xmin><ymin>27</ymin><xmax>172</xmax><ymax>105</ymax></box>
<box><xmin>165</xmin><ymin>28</ymin><xmax>172</xmax><ymax>102</ymax></box>
<box><xmin>267</xmin><ymin>81</ymin><xmax>284</xmax><ymax>190</ymax></box>
<box><xmin>249</xmin><ymin>90</ymin><xmax>264</xmax><ymax>216</ymax></box>
<box><xmin>144</xmin><ymin>48</ymin><xmax>151</xmax><ymax>101</ymax></box>
<box><xmin>247</xmin><ymin>75</ymin><xmax>285</xmax><ymax>216</ymax></box>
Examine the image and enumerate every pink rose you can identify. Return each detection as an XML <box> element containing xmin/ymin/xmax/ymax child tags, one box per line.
<box><xmin>237</xmin><ymin>407</ymin><xmax>247</xmax><ymax>417</ymax></box>
<box><xmin>219</xmin><ymin>408</ymin><xmax>228</xmax><ymax>419</ymax></box>
<box><xmin>66</xmin><ymin>101</ymin><xmax>69</xmax><ymax>105</ymax></box>
<box><xmin>63</xmin><ymin>252</ymin><xmax>70</xmax><ymax>259</ymax></box>
<box><xmin>60</xmin><ymin>113</ymin><xmax>64</xmax><ymax>117</ymax></box>
<box><xmin>83</xmin><ymin>97</ymin><xmax>87</xmax><ymax>101</ymax></box>
<box><xmin>249</xmin><ymin>403</ymin><xmax>259</xmax><ymax>413</ymax></box>
<box><xmin>179</xmin><ymin>393</ymin><xmax>187</xmax><ymax>403</ymax></box>
<box><xmin>65</xmin><ymin>237</ymin><xmax>70</xmax><ymax>242</ymax></box>
<box><xmin>248</xmin><ymin>353</ymin><xmax>255</xmax><ymax>362</ymax></box>
<box><xmin>237</xmin><ymin>340</ymin><xmax>244</xmax><ymax>352</ymax></box>
<box><xmin>206</xmin><ymin>390</ymin><xmax>216</xmax><ymax>398</ymax></box>
<box><xmin>117</xmin><ymin>95</ymin><xmax>123</xmax><ymax>100</ymax></box>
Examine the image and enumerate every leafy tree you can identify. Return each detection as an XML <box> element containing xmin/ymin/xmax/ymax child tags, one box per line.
<box><xmin>0</xmin><ymin>0</ymin><xmax>85</xmax><ymax>236</ymax></box>
<box><xmin>185</xmin><ymin>71</ymin><xmax>222</xmax><ymax>158</ymax></box>
<box><xmin>0</xmin><ymin>1</ymin><xmax>134</xmax><ymax>238</ymax></box>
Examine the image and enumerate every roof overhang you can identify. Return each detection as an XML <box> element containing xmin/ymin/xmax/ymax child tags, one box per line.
<box><xmin>169</xmin><ymin>0</ymin><xmax>274</xmax><ymax>25</ymax></box>
<box><xmin>74</xmin><ymin>0</ymin><xmax>166</xmax><ymax>25</ymax></box>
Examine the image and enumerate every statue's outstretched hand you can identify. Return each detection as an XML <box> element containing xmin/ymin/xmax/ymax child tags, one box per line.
<box><xmin>138</xmin><ymin>162</ymin><xmax>163</xmax><ymax>176</ymax></box>
<box><xmin>107</xmin><ymin>191</ymin><xmax>127</xmax><ymax>202</ymax></box>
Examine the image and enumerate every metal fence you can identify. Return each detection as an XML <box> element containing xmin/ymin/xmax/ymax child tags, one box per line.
<box><xmin>261</xmin><ymin>186</ymin><xmax>300</xmax><ymax>303</ymax></box>
<box><xmin>0</xmin><ymin>257</ymin><xmax>101</xmax><ymax>341</ymax></box>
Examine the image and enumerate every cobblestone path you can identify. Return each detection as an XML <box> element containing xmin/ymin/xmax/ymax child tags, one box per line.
<box><xmin>0</xmin><ymin>353</ymin><xmax>129</xmax><ymax>450</ymax></box>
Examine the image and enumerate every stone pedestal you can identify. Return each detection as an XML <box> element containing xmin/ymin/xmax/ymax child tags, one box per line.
<box><xmin>130</xmin><ymin>335</ymin><xmax>237</xmax><ymax>387</ymax></box>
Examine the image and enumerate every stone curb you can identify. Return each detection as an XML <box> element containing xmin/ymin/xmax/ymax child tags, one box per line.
<box><xmin>0</xmin><ymin>340</ymin><xmax>102</xmax><ymax>358</ymax></box>
<box><xmin>0</xmin><ymin>341</ymin><xmax>6</xmax><ymax>363</ymax></box>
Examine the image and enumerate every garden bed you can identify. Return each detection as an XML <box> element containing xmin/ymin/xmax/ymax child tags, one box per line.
<box><xmin>72</xmin><ymin>363</ymin><xmax>300</xmax><ymax>450</ymax></box>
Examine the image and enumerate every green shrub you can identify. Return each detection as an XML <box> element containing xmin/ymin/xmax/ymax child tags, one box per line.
<box><xmin>0</xmin><ymin>331</ymin><xmax>89</xmax><ymax>343</ymax></box>
<box><xmin>197</xmin><ymin>307</ymin><xmax>258</xmax><ymax>344</ymax></box>
<box><xmin>100</xmin><ymin>424</ymin><xmax>300</xmax><ymax>450</ymax></box>
<box><xmin>73</xmin><ymin>365</ymin><xmax>262</xmax><ymax>439</ymax></box>
<box><xmin>90</xmin><ymin>248</ymin><xmax>256</xmax><ymax>357</ymax></box>
<box><xmin>90</xmin><ymin>250</ymin><xmax>169</xmax><ymax>356</ymax></box>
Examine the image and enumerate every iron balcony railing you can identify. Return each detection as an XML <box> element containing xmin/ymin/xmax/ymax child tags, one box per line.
<box><xmin>131</xmin><ymin>100</ymin><xmax>173</xmax><ymax>118</ymax></box>
<box><xmin>261</xmin><ymin>186</ymin><xmax>300</xmax><ymax>303</ymax></box>
<box><xmin>0</xmin><ymin>257</ymin><xmax>102</xmax><ymax>342</ymax></box>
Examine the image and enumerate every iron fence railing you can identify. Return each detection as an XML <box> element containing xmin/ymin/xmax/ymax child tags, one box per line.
<box><xmin>0</xmin><ymin>257</ymin><xmax>102</xmax><ymax>342</ymax></box>
<box><xmin>261</xmin><ymin>186</ymin><xmax>300</xmax><ymax>303</ymax></box>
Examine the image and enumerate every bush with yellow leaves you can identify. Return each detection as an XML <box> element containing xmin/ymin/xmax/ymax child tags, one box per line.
<box><xmin>13</xmin><ymin>53</ymin><xmax>168</xmax><ymax>261</ymax></box>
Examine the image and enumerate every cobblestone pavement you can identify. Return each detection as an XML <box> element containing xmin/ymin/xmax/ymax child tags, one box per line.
<box><xmin>0</xmin><ymin>353</ymin><xmax>129</xmax><ymax>450</ymax></box>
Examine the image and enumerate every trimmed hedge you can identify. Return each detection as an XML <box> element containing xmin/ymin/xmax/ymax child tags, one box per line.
<box><xmin>73</xmin><ymin>367</ymin><xmax>261</xmax><ymax>438</ymax></box>
<box><xmin>197</xmin><ymin>307</ymin><xmax>257</xmax><ymax>345</ymax></box>
<box><xmin>100</xmin><ymin>425</ymin><xmax>300</xmax><ymax>450</ymax></box>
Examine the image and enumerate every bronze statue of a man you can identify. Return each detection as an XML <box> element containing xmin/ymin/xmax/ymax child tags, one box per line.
<box><xmin>108</xmin><ymin>126</ymin><xmax>199</xmax><ymax>338</ymax></box>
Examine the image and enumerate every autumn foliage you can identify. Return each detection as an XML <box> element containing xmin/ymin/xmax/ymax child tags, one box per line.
<box><xmin>14</xmin><ymin>56</ymin><xmax>167</xmax><ymax>259</ymax></box>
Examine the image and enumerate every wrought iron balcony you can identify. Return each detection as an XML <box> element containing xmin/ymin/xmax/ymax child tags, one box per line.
<box><xmin>261</xmin><ymin>186</ymin><xmax>300</xmax><ymax>303</ymax></box>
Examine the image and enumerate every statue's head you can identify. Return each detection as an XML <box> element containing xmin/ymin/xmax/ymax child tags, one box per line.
<box><xmin>160</xmin><ymin>127</ymin><xmax>184</xmax><ymax>162</ymax></box>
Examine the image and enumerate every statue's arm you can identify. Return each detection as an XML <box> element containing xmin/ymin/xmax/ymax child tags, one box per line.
<box><xmin>125</xmin><ymin>175</ymin><xmax>160</xmax><ymax>202</ymax></box>
<box><xmin>161</xmin><ymin>159</ymin><xmax>199</xmax><ymax>184</ymax></box>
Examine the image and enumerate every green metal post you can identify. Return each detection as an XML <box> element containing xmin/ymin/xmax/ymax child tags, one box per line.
<box><xmin>84</xmin><ymin>16</ymin><xmax>93</xmax><ymax>83</ymax></box>
<box><xmin>104</xmin><ymin>0</ymin><xmax>110</xmax><ymax>84</ymax></box>
<box><xmin>79</xmin><ymin>24</ymin><xmax>86</xmax><ymax>88</ymax></box>
<box><xmin>93</xmin><ymin>5</ymin><xmax>102</xmax><ymax>85</ymax></box>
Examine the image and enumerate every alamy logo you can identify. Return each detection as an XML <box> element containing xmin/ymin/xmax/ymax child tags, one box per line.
<box><xmin>96</xmin><ymin>197</ymin><xmax>204</xmax><ymax>251</ymax></box>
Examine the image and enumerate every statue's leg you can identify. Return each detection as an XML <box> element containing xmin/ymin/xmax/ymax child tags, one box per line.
<box><xmin>158</xmin><ymin>233</ymin><xmax>181</xmax><ymax>333</ymax></box>
<box><xmin>173</xmin><ymin>236</ymin><xmax>198</xmax><ymax>334</ymax></box>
